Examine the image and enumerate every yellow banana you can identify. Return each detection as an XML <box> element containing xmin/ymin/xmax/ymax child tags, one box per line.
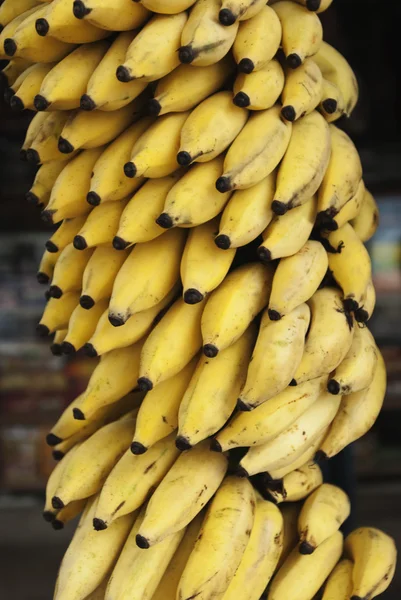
<box><xmin>278</xmin><ymin>503</ymin><xmax>302</xmax><ymax>569</ymax></box>
<box><xmin>177</xmin><ymin>325</ymin><xmax>256</xmax><ymax>449</ymax></box>
<box><xmin>73</xmin><ymin>198</ymin><xmax>128</xmax><ymax>250</ymax></box>
<box><xmin>355</xmin><ymin>278</ymin><xmax>376</xmax><ymax>324</ymax></box>
<box><xmin>216</xmin><ymin>105</ymin><xmax>292</xmax><ymax>193</ymax></box>
<box><xmin>20</xmin><ymin>109</ymin><xmax>48</xmax><ymax>160</ymax></box>
<box><xmin>178</xmin><ymin>477</ymin><xmax>255</xmax><ymax>600</ymax></box>
<box><xmin>61</xmin><ymin>299</ymin><xmax>107</xmax><ymax>354</ymax></box>
<box><xmin>0</xmin><ymin>0</ymin><xmax>39</xmax><ymax>30</ymax></box>
<box><xmin>268</xmin><ymin>241</ymin><xmax>329</xmax><ymax>320</ymax></box>
<box><xmin>351</xmin><ymin>187</ymin><xmax>380</xmax><ymax>242</ymax></box>
<box><xmin>321</xmin><ymin>559</ymin><xmax>353</xmax><ymax>600</ymax></box>
<box><xmin>26</xmin><ymin>159</ymin><xmax>67</xmax><ymax>208</ymax></box>
<box><xmin>181</xmin><ymin>217</ymin><xmax>236</xmax><ymax>304</ymax></box>
<box><xmin>238</xmin><ymin>304</ymin><xmax>311</xmax><ymax>411</ymax></box>
<box><xmin>292</xmin><ymin>287</ymin><xmax>354</xmax><ymax>385</ymax></box>
<box><xmin>201</xmin><ymin>262</ymin><xmax>273</xmax><ymax>357</ymax></box>
<box><xmin>116</xmin><ymin>12</ymin><xmax>187</xmax><ymax>82</ymax></box>
<box><xmin>80</xmin><ymin>246</ymin><xmax>129</xmax><ymax>309</ymax></box>
<box><xmin>9</xmin><ymin>61</ymin><xmax>54</xmax><ymax>111</ymax></box>
<box><xmin>281</xmin><ymin>59</ymin><xmax>323</xmax><ymax>122</ymax></box>
<box><xmin>36</xmin><ymin>0</ymin><xmax>109</xmax><ymax>44</ymax></box>
<box><xmin>1</xmin><ymin>58</ymin><xmax>33</xmax><ymax>87</ymax></box>
<box><xmin>328</xmin><ymin>177</ymin><xmax>365</xmax><ymax>231</ymax></box>
<box><xmin>263</xmin><ymin>461</ymin><xmax>323</xmax><ymax>504</ymax></box>
<box><xmin>219</xmin><ymin>0</ymin><xmax>266</xmax><ymax>25</ymax></box>
<box><xmin>232</xmin><ymin>6</ymin><xmax>281</xmax><ymax>73</ymax></box>
<box><xmin>51</xmin><ymin>498</ymin><xmax>87</xmax><ymax>530</ymax></box>
<box><xmin>37</xmin><ymin>247</ymin><xmax>59</xmax><ymax>284</ymax></box>
<box><xmin>156</xmin><ymin>156</ymin><xmax>232</xmax><ymax>229</ymax></box>
<box><xmin>135</xmin><ymin>440</ymin><xmax>227</xmax><ymax>547</ymax></box>
<box><xmin>49</xmin><ymin>243</ymin><xmax>94</xmax><ymax>298</ymax></box>
<box><xmin>294</xmin><ymin>0</ymin><xmax>334</xmax><ymax>13</ymax></box>
<box><xmin>80</xmin><ymin>578</ymin><xmax>108</xmax><ymax>600</ymax></box>
<box><xmin>124</xmin><ymin>111</ymin><xmax>190</xmax><ymax>179</ymax></box>
<box><xmin>319</xmin><ymin>77</ymin><xmax>345</xmax><ymax>122</ymax></box>
<box><xmin>179</xmin><ymin>0</ymin><xmax>239</xmax><ymax>67</ymax></box>
<box><xmin>233</xmin><ymin>59</ymin><xmax>285</xmax><ymax>110</ymax></box>
<box><xmin>27</xmin><ymin>110</ymin><xmax>72</xmax><ymax>165</ymax></box>
<box><xmin>37</xmin><ymin>292</ymin><xmax>80</xmax><ymax>335</ymax></box>
<box><xmin>272</xmin><ymin>1</ymin><xmax>323</xmax><ymax>68</ymax></box>
<box><xmin>0</xmin><ymin>5</ymin><xmax>43</xmax><ymax>60</ymax></box>
<box><xmin>43</xmin><ymin>444</ymin><xmax>82</xmax><ymax>521</ymax></box>
<box><xmin>72</xmin><ymin>0</ymin><xmax>149</xmax><ymax>31</ymax></box>
<box><xmin>50</xmin><ymin>328</ymin><xmax>68</xmax><ymax>356</ymax></box>
<box><xmin>138</xmin><ymin>0</ymin><xmax>197</xmax><ymax>13</ymax></box>
<box><xmin>138</xmin><ymin>297</ymin><xmax>204</xmax><ymax>391</ymax></box>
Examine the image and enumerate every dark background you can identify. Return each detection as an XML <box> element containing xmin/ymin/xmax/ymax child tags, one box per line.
<box><xmin>0</xmin><ymin>0</ymin><xmax>400</xmax><ymax>597</ymax></box>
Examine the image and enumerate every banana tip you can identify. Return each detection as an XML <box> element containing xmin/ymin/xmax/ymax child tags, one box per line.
<box><xmin>51</xmin><ymin>496</ymin><xmax>64</xmax><ymax>510</ymax></box>
<box><xmin>116</xmin><ymin>65</ymin><xmax>133</xmax><ymax>83</ymax></box>
<box><xmin>286</xmin><ymin>53</ymin><xmax>302</xmax><ymax>69</ymax></box>
<box><xmin>93</xmin><ymin>518</ymin><xmax>108</xmax><ymax>531</ymax></box>
<box><xmin>233</xmin><ymin>92</ymin><xmax>250</xmax><ymax>108</ymax></box>
<box><xmin>124</xmin><ymin>161</ymin><xmax>137</xmax><ymax>178</ymax></box>
<box><xmin>215</xmin><ymin>176</ymin><xmax>232</xmax><ymax>194</ymax></box>
<box><xmin>26</xmin><ymin>148</ymin><xmax>41</xmax><ymax>165</ymax></box>
<box><xmin>322</xmin><ymin>98</ymin><xmax>338</xmax><ymax>114</ymax></box>
<box><xmin>113</xmin><ymin>236</ymin><xmax>130</xmax><ymax>251</ymax></box>
<box><xmin>36</xmin><ymin>324</ymin><xmax>50</xmax><ymax>337</ymax></box>
<box><xmin>80</xmin><ymin>295</ymin><xmax>95</xmax><ymax>310</ymax></box>
<box><xmin>178</xmin><ymin>46</ymin><xmax>195</xmax><ymax>64</ymax></box>
<box><xmin>268</xmin><ymin>309</ymin><xmax>282</xmax><ymax>321</ymax></box>
<box><xmin>49</xmin><ymin>285</ymin><xmax>63</xmax><ymax>299</ymax></box>
<box><xmin>281</xmin><ymin>105</ymin><xmax>296</xmax><ymax>122</ymax></box>
<box><xmin>306</xmin><ymin>0</ymin><xmax>321</xmax><ymax>10</ymax></box>
<box><xmin>37</xmin><ymin>272</ymin><xmax>50</xmax><ymax>285</ymax></box>
<box><xmin>147</xmin><ymin>98</ymin><xmax>161</xmax><ymax>116</ymax></box>
<box><xmin>183</xmin><ymin>289</ymin><xmax>204</xmax><ymax>305</ymax></box>
<box><xmin>35</xmin><ymin>18</ymin><xmax>49</xmax><ymax>37</ymax></box>
<box><xmin>214</xmin><ymin>234</ymin><xmax>231</xmax><ymax>250</ymax></box>
<box><xmin>73</xmin><ymin>0</ymin><xmax>92</xmax><ymax>19</ymax></box>
<box><xmin>238</xmin><ymin>58</ymin><xmax>254</xmax><ymax>74</ymax></box>
<box><xmin>236</xmin><ymin>398</ymin><xmax>251</xmax><ymax>412</ymax></box>
<box><xmin>314</xmin><ymin>450</ymin><xmax>328</xmax><ymax>464</ymax></box>
<box><xmin>84</xmin><ymin>343</ymin><xmax>98</xmax><ymax>358</ymax></box>
<box><xmin>130</xmin><ymin>441</ymin><xmax>147</xmax><ymax>455</ymax></box>
<box><xmin>52</xmin><ymin>450</ymin><xmax>64</xmax><ymax>461</ymax></box>
<box><xmin>136</xmin><ymin>534</ymin><xmax>150</xmax><ymax>549</ymax></box>
<box><xmin>73</xmin><ymin>408</ymin><xmax>85</xmax><ymax>421</ymax></box>
<box><xmin>52</xmin><ymin>520</ymin><xmax>64</xmax><ymax>531</ymax></box>
<box><xmin>210</xmin><ymin>438</ymin><xmax>223</xmax><ymax>453</ymax></box>
<box><xmin>46</xmin><ymin>433</ymin><xmax>62</xmax><ymax>447</ymax></box>
<box><xmin>137</xmin><ymin>377</ymin><xmax>153</xmax><ymax>392</ymax></box>
<box><xmin>58</xmin><ymin>137</ymin><xmax>75</xmax><ymax>154</ymax></box>
<box><xmin>10</xmin><ymin>95</ymin><xmax>24</xmax><ymax>111</ymax></box>
<box><xmin>87</xmin><ymin>191</ymin><xmax>101</xmax><ymax>206</ymax></box>
<box><xmin>177</xmin><ymin>151</ymin><xmax>192</xmax><ymax>167</ymax></box>
<box><xmin>327</xmin><ymin>379</ymin><xmax>341</xmax><ymax>395</ymax></box>
<box><xmin>156</xmin><ymin>213</ymin><xmax>173</xmax><ymax>229</ymax></box>
<box><xmin>61</xmin><ymin>341</ymin><xmax>76</xmax><ymax>355</ymax></box>
<box><xmin>219</xmin><ymin>8</ymin><xmax>236</xmax><ymax>26</ymax></box>
<box><xmin>73</xmin><ymin>235</ymin><xmax>88</xmax><ymax>251</ymax></box>
<box><xmin>203</xmin><ymin>344</ymin><xmax>219</xmax><ymax>358</ymax></box>
<box><xmin>175</xmin><ymin>436</ymin><xmax>192</xmax><ymax>452</ymax></box>
<box><xmin>257</xmin><ymin>246</ymin><xmax>272</xmax><ymax>264</ymax></box>
<box><xmin>271</xmin><ymin>200</ymin><xmax>288</xmax><ymax>216</ymax></box>
<box><xmin>108</xmin><ymin>313</ymin><xmax>126</xmax><ymax>327</ymax></box>
<box><xmin>45</xmin><ymin>240</ymin><xmax>59</xmax><ymax>253</ymax></box>
<box><xmin>80</xmin><ymin>94</ymin><xmax>96</xmax><ymax>111</ymax></box>
<box><xmin>26</xmin><ymin>191</ymin><xmax>40</xmax><ymax>206</ymax></box>
<box><xmin>299</xmin><ymin>540</ymin><xmax>315</xmax><ymax>555</ymax></box>
<box><xmin>4</xmin><ymin>38</ymin><xmax>17</xmax><ymax>57</ymax></box>
<box><xmin>50</xmin><ymin>343</ymin><xmax>63</xmax><ymax>357</ymax></box>
<box><xmin>34</xmin><ymin>94</ymin><xmax>50</xmax><ymax>111</ymax></box>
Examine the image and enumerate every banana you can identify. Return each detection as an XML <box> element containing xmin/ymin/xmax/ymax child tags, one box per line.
<box><xmin>116</xmin><ymin>12</ymin><xmax>187</xmax><ymax>82</ymax></box>
<box><xmin>20</xmin><ymin>109</ymin><xmax>48</xmax><ymax>160</ymax></box>
<box><xmin>326</xmin><ymin>223</ymin><xmax>372</xmax><ymax>311</ymax></box>
<box><xmin>316</xmin><ymin>349</ymin><xmax>386</xmax><ymax>461</ymax></box>
<box><xmin>80</xmin><ymin>246</ymin><xmax>129</xmax><ymax>309</ymax></box>
<box><xmin>278</xmin><ymin>503</ymin><xmax>301</xmax><ymax>569</ymax></box>
<box><xmin>344</xmin><ymin>527</ymin><xmax>397</xmax><ymax>600</ymax></box>
<box><xmin>109</xmin><ymin>228</ymin><xmax>186</xmax><ymax>326</ymax></box>
<box><xmin>215</xmin><ymin>173</ymin><xmax>275</xmax><ymax>250</ymax></box>
<box><xmin>54</xmin><ymin>496</ymin><xmax>135</xmax><ymax>600</ymax></box>
<box><xmin>156</xmin><ymin>156</ymin><xmax>232</xmax><ymax>229</ymax></box>
<box><xmin>328</xmin><ymin>178</ymin><xmax>365</xmax><ymax>231</ymax></box>
<box><xmin>85</xmin><ymin>287</ymin><xmax>178</xmax><ymax>357</ymax></box>
<box><xmin>267</xmin><ymin>531</ymin><xmax>343</xmax><ymax>600</ymax></box>
<box><xmin>27</xmin><ymin>110</ymin><xmax>72</xmax><ymax>165</ymax></box>
<box><xmin>135</xmin><ymin>440</ymin><xmax>227</xmax><ymax>548</ymax></box>
<box><xmin>222</xmin><ymin>496</ymin><xmax>283</xmax><ymax>600</ymax></box>
<box><xmin>87</xmin><ymin>118</ymin><xmax>153</xmax><ymax>206</ymax></box>
<box><xmin>219</xmin><ymin>0</ymin><xmax>267</xmax><ymax>25</ymax></box>
<box><xmin>351</xmin><ymin>187</ymin><xmax>380</xmax><ymax>242</ymax></box>
<box><xmin>132</xmin><ymin>357</ymin><xmax>198</xmax><ymax>454</ymax></box>
<box><xmin>321</xmin><ymin>559</ymin><xmax>353</xmax><ymax>600</ymax></box>
<box><xmin>61</xmin><ymin>299</ymin><xmax>108</xmax><ymax>354</ymax></box>
<box><xmin>51</xmin><ymin>413</ymin><xmax>137</xmax><ymax>508</ymax></box>
<box><xmin>51</xmin><ymin>498</ymin><xmax>87</xmax><ymax>530</ymax></box>
<box><xmin>268</xmin><ymin>241</ymin><xmax>329</xmax><ymax>320</ymax></box>
<box><xmin>177</xmin><ymin>91</ymin><xmax>248</xmax><ymax>166</ymax></box>
<box><xmin>0</xmin><ymin>0</ymin><xmax>39</xmax><ymax>30</ymax></box>
<box><xmin>9</xmin><ymin>61</ymin><xmax>54</xmax><ymax>111</ymax></box>
<box><xmin>1</xmin><ymin>58</ymin><xmax>33</xmax><ymax>87</ymax></box>
<box><xmin>34</xmin><ymin>40</ymin><xmax>108</xmax><ymax>111</ymax></box>
<box><xmin>294</xmin><ymin>0</ymin><xmax>334</xmax><ymax>13</ymax></box>
<box><xmin>49</xmin><ymin>244</ymin><xmax>94</xmax><ymax>298</ymax></box>
<box><xmin>319</xmin><ymin>78</ymin><xmax>345</xmax><ymax>122</ymax></box>
<box><xmin>93</xmin><ymin>433</ymin><xmax>179</xmax><ymax>529</ymax></box>
<box><xmin>355</xmin><ymin>278</ymin><xmax>376</xmax><ymax>324</ymax></box>
<box><xmin>81</xmin><ymin>578</ymin><xmax>108</xmax><ymax>600</ymax></box>
<box><xmin>37</xmin><ymin>292</ymin><xmax>80</xmax><ymax>335</ymax></box>
<box><xmin>201</xmin><ymin>262</ymin><xmax>273</xmax><ymax>357</ymax></box>
<box><xmin>114</xmin><ymin>172</ymin><xmax>182</xmax><ymax>249</ymax></box>
<box><xmin>5</xmin><ymin>55</ymin><xmax>35</xmax><ymax>95</ymax></box>
<box><xmin>272</xmin><ymin>1</ymin><xmax>323</xmax><ymax>68</ymax></box>
<box><xmin>58</xmin><ymin>101</ymin><xmax>138</xmax><ymax>154</ymax></box>
<box><xmin>216</xmin><ymin>106</ymin><xmax>292</xmax><ymax>193</ymax></box>
<box><xmin>314</xmin><ymin>41</ymin><xmax>358</xmax><ymax>117</ymax></box>
<box><xmin>37</xmin><ymin>247</ymin><xmax>59</xmax><ymax>284</ymax></box>
<box><xmin>281</xmin><ymin>59</ymin><xmax>323</xmax><ymax>122</ymax></box>
<box><xmin>233</xmin><ymin>59</ymin><xmax>285</xmax><ymax>110</ymax></box>
<box><xmin>317</xmin><ymin>125</ymin><xmax>362</xmax><ymax>220</ymax></box>
<box><xmin>124</xmin><ymin>111</ymin><xmax>190</xmax><ymax>179</ymax></box>
<box><xmin>72</xmin><ymin>0</ymin><xmax>149</xmax><ymax>31</ymax></box>
<box><xmin>238</xmin><ymin>304</ymin><xmax>310</xmax><ymax>411</ymax></box>
<box><xmin>232</xmin><ymin>6</ymin><xmax>282</xmax><ymax>73</ymax></box>
<box><xmin>327</xmin><ymin>324</ymin><xmax>378</xmax><ymax>395</ymax></box>
<box><xmin>181</xmin><ymin>217</ymin><xmax>236</xmax><ymax>304</ymax></box>
<box><xmin>138</xmin><ymin>297</ymin><xmax>204</xmax><ymax>391</ymax></box>
<box><xmin>238</xmin><ymin>392</ymin><xmax>341</xmax><ymax>477</ymax></box>
<box><xmin>292</xmin><ymin>287</ymin><xmax>354</xmax><ymax>385</ymax></box>
<box><xmin>258</xmin><ymin>196</ymin><xmax>317</xmax><ymax>262</ymax></box>
<box><xmin>0</xmin><ymin>6</ymin><xmax>43</xmax><ymax>60</ymax></box>
<box><xmin>179</xmin><ymin>0</ymin><xmax>239</xmax><ymax>67</ymax></box>
<box><xmin>138</xmin><ymin>0</ymin><xmax>197</xmax><ymax>13</ymax></box>
<box><xmin>72</xmin><ymin>340</ymin><xmax>145</xmax><ymax>420</ymax></box>
<box><xmin>43</xmin><ymin>444</ymin><xmax>81</xmax><ymax>521</ymax></box>
<box><xmin>73</xmin><ymin>198</ymin><xmax>128</xmax><ymax>250</ymax></box>
<box><xmin>81</xmin><ymin>31</ymin><xmax>148</xmax><ymax>112</ymax></box>
<box><xmin>51</xmin><ymin>328</ymin><xmax>68</xmax><ymax>356</ymax></box>
<box><xmin>26</xmin><ymin>159</ymin><xmax>67</xmax><ymax>208</ymax></box>
<box><xmin>177</xmin><ymin>325</ymin><xmax>256</xmax><ymax>449</ymax></box>
<box><xmin>213</xmin><ymin>376</ymin><xmax>327</xmax><ymax>452</ymax></box>
<box><xmin>148</xmin><ymin>57</ymin><xmax>234</xmax><ymax>116</ymax></box>
<box><xmin>36</xmin><ymin>0</ymin><xmax>109</xmax><ymax>44</ymax></box>
<box><xmin>298</xmin><ymin>483</ymin><xmax>350</xmax><ymax>554</ymax></box>
<box><xmin>272</xmin><ymin>111</ymin><xmax>331</xmax><ymax>215</ymax></box>
<box><xmin>263</xmin><ymin>461</ymin><xmax>323</xmax><ymax>504</ymax></box>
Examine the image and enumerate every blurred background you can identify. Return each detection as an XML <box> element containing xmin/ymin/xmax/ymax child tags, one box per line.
<box><xmin>0</xmin><ymin>0</ymin><xmax>400</xmax><ymax>598</ymax></box>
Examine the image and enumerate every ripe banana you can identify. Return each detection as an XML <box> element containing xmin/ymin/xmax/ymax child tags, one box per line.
<box><xmin>355</xmin><ymin>278</ymin><xmax>376</xmax><ymax>323</ymax></box>
<box><xmin>109</xmin><ymin>228</ymin><xmax>186</xmax><ymax>325</ymax></box>
<box><xmin>181</xmin><ymin>217</ymin><xmax>236</xmax><ymax>304</ymax></box>
<box><xmin>201</xmin><ymin>262</ymin><xmax>273</xmax><ymax>357</ymax></box>
<box><xmin>1</xmin><ymin>58</ymin><xmax>33</xmax><ymax>87</ymax></box>
<box><xmin>72</xmin><ymin>0</ymin><xmax>149</xmax><ymax>31</ymax></box>
<box><xmin>37</xmin><ymin>292</ymin><xmax>80</xmax><ymax>335</ymax></box>
<box><xmin>36</xmin><ymin>0</ymin><xmax>109</xmax><ymax>44</ymax></box>
<box><xmin>232</xmin><ymin>6</ymin><xmax>282</xmax><ymax>73</ymax></box>
<box><xmin>179</xmin><ymin>0</ymin><xmax>239</xmax><ymax>67</ymax></box>
<box><xmin>10</xmin><ymin>62</ymin><xmax>54</xmax><ymax>111</ymax></box>
<box><xmin>49</xmin><ymin>244</ymin><xmax>94</xmax><ymax>298</ymax></box>
<box><xmin>74</xmin><ymin>198</ymin><xmax>128</xmax><ymax>250</ymax></box>
<box><xmin>135</xmin><ymin>440</ymin><xmax>227</xmax><ymax>548</ymax></box>
<box><xmin>319</xmin><ymin>77</ymin><xmax>345</xmax><ymax>122</ymax></box>
<box><xmin>27</xmin><ymin>110</ymin><xmax>72</xmax><ymax>165</ymax></box>
<box><xmin>156</xmin><ymin>156</ymin><xmax>232</xmax><ymax>229</ymax></box>
<box><xmin>263</xmin><ymin>461</ymin><xmax>323</xmax><ymax>504</ymax></box>
<box><xmin>138</xmin><ymin>297</ymin><xmax>204</xmax><ymax>391</ymax></box>
<box><xmin>20</xmin><ymin>110</ymin><xmax>48</xmax><ymax>160</ymax></box>
<box><xmin>177</xmin><ymin>325</ymin><xmax>256</xmax><ymax>449</ymax></box>
<box><xmin>61</xmin><ymin>299</ymin><xmax>107</xmax><ymax>354</ymax></box>
<box><xmin>258</xmin><ymin>196</ymin><xmax>317</xmax><ymax>262</ymax></box>
<box><xmin>233</xmin><ymin>59</ymin><xmax>285</xmax><ymax>110</ymax></box>
<box><xmin>27</xmin><ymin>159</ymin><xmax>67</xmax><ymax>208</ymax></box>
<box><xmin>0</xmin><ymin>0</ymin><xmax>39</xmax><ymax>29</ymax></box>
<box><xmin>37</xmin><ymin>248</ymin><xmax>59</xmax><ymax>284</ymax></box>
<box><xmin>138</xmin><ymin>0</ymin><xmax>197</xmax><ymax>13</ymax></box>
<box><xmin>292</xmin><ymin>287</ymin><xmax>354</xmax><ymax>385</ymax></box>
<box><xmin>328</xmin><ymin>177</ymin><xmax>365</xmax><ymax>231</ymax></box>
<box><xmin>1</xmin><ymin>5</ymin><xmax>43</xmax><ymax>60</ymax></box>
<box><xmin>272</xmin><ymin>1</ymin><xmax>323</xmax><ymax>68</ymax></box>
<box><xmin>298</xmin><ymin>483</ymin><xmax>350</xmax><ymax>554</ymax></box>
<box><xmin>43</xmin><ymin>444</ymin><xmax>81</xmax><ymax>521</ymax></box>
<box><xmin>281</xmin><ymin>59</ymin><xmax>323</xmax><ymax>122</ymax></box>
<box><xmin>80</xmin><ymin>246</ymin><xmax>129</xmax><ymax>309</ymax></box>
<box><xmin>219</xmin><ymin>0</ymin><xmax>266</xmax><ymax>25</ymax></box>
<box><xmin>178</xmin><ymin>477</ymin><xmax>255</xmax><ymax>600</ymax></box>
<box><xmin>321</xmin><ymin>559</ymin><xmax>353</xmax><ymax>600</ymax></box>
<box><xmin>116</xmin><ymin>12</ymin><xmax>187</xmax><ymax>82</ymax></box>
<box><xmin>216</xmin><ymin>105</ymin><xmax>292</xmax><ymax>193</ymax></box>
<box><xmin>351</xmin><ymin>187</ymin><xmax>380</xmax><ymax>242</ymax></box>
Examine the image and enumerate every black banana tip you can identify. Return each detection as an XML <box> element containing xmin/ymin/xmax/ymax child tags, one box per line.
<box><xmin>271</xmin><ymin>200</ymin><xmax>288</xmax><ymax>216</ymax></box>
<box><xmin>314</xmin><ymin>450</ymin><xmax>328</xmax><ymax>464</ymax></box>
<box><xmin>289</xmin><ymin>379</ymin><xmax>297</xmax><ymax>386</ymax></box>
<box><xmin>46</xmin><ymin>433</ymin><xmax>62</xmax><ymax>447</ymax></box>
<box><xmin>26</xmin><ymin>191</ymin><xmax>40</xmax><ymax>206</ymax></box>
<box><xmin>215</xmin><ymin>176</ymin><xmax>231</xmax><ymax>193</ymax></box>
<box><xmin>41</xmin><ymin>209</ymin><xmax>55</xmax><ymax>224</ymax></box>
<box><xmin>257</xmin><ymin>246</ymin><xmax>272</xmax><ymax>264</ymax></box>
<box><xmin>86</xmin><ymin>191</ymin><xmax>101</xmax><ymax>206</ymax></box>
<box><xmin>219</xmin><ymin>8</ymin><xmax>236</xmax><ymax>25</ymax></box>
<box><xmin>80</xmin><ymin>93</ymin><xmax>96</xmax><ymax>111</ymax></box>
<box><xmin>73</xmin><ymin>235</ymin><xmax>88</xmax><ymax>250</ymax></box>
<box><xmin>156</xmin><ymin>213</ymin><xmax>173</xmax><ymax>229</ymax></box>
<box><xmin>235</xmin><ymin>465</ymin><xmax>249</xmax><ymax>479</ymax></box>
<box><xmin>281</xmin><ymin>105</ymin><xmax>296</xmax><ymax>122</ymax></box>
<box><xmin>183</xmin><ymin>289</ymin><xmax>204</xmax><ymax>305</ymax></box>
<box><xmin>287</xmin><ymin>53</ymin><xmax>302</xmax><ymax>69</ymax></box>
<box><xmin>137</xmin><ymin>377</ymin><xmax>153</xmax><ymax>392</ymax></box>
<box><xmin>51</xmin><ymin>496</ymin><xmax>64</xmax><ymax>510</ymax></box>
<box><xmin>113</xmin><ymin>236</ymin><xmax>130</xmax><ymax>250</ymax></box>
<box><xmin>73</xmin><ymin>0</ymin><xmax>92</xmax><ymax>19</ymax></box>
<box><xmin>233</xmin><ymin>91</ymin><xmax>250</xmax><ymax>108</ymax></box>
<box><xmin>237</xmin><ymin>399</ymin><xmax>251</xmax><ymax>412</ymax></box>
<box><xmin>214</xmin><ymin>234</ymin><xmax>231</xmax><ymax>250</ymax></box>
<box><xmin>93</xmin><ymin>518</ymin><xmax>108</xmax><ymax>531</ymax></box>
<box><xmin>80</xmin><ymin>295</ymin><xmax>95</xmax><ymax>310</ymax></box>
<box><xmin>327</xmin><ymin>379</ymin><xmax>341</xmax><ymax>395</ymax></box>
<box><xmin>355</xmin><ymin>307</ymin><xmax>369</xmax><ymax>323</ymax></box>
<box><xmin>50</xmin><ymin>343</ymin><xmax>63</xmax><ymax>356</ymax></box>
<box><xmin>61</xmin><ymin>341</ymin><xmax>76</xmax><ymax>355</ymax></box>
<box><xmin>35</xmin><ymin>18</ymin><xmax>49</xmax><ymax>36</ymax></box>
<box><xmin>26</xmin><ymin>148</ymin><xmax>40</xmax><ymax>165</ymax></box>
<box><xmin>136</xmin><ymin>534</ymin><xmax>150</xmax><ymax>549</ymax></box>
<box><xmin>73</xmin><ymin>408</ymin><xmax>85</xmax><ymax>421</ymax></box>
<box><xmin>43</xmin><ymin>511</ymin><xmax>55</xmax><ymax>523</ymax></box>
<box><xmin>130</xmin><ymin>441</ymin><xmax>147</xmax><ymax>455</ymax></box>
<box><xmin>84</xmin><ymin>343</ymin><xmax>98</xmax><ymax>358</ymax></box>
<box><xmin>108</xmin><ymin>314</ymin><xmax>125</xmax><ymax>327</ymax></box>
<box><xmin>147</xmin><ymin>98</ymin><xmax>161</xmax><ymax>116</ymax></box>
<box><xmin>268</xmin><ymin>309</ymin><xmax>282</xmax><ymax>321</ymax></box>
<box><xmin>322</xmin><ymin>98</ymin><xmax>338</xmax><ymax>114</ymax></box>
<box><xmin>45</xmin><ymin>240</ymin><xmax>59</xmax><ymax>253</ymax></box>
<box><xmin>37</xmin><ymin>272</ymin><xmax>50</xmax><ymax>285</ymax></box>
<box><xmin>52</xmin><ymin>520</ymin><xmax>64</xmax><ymax>531</ymax></box>
<box><xmin>177</xmin><ymin>151</ymin><xmax>192</xmax><ymax>167</ymax></box>
<box><xmin>4</xmin><ymin>38</ymin><xmax>17</xmax><ymax>57</ymax></box>
<box><xmin>178</xmin><ymin>46</ymin><xmax>195</xmax><ymax>64</ymax></box>
<box><xmin>3</xmin><ymin>87</ymin><xmax>13</xmax><ymax>105</ymax></box>
<box><xmin>124</xmin><ymin>161</ymin><xmax>137</xmax><ymax>178</ymax></box>
<box><xmin>10</xmin><ymin>95</ymin><xmax>24</xmax><ymax>111</ymax></box>
<box><xmin>306</xmin><ymin>0</ymin><xmax>321</xmax><ymax>10</ymax></box>
<box><xmin>175</xmin><ymin>436</ymin><xmax>192</xmax><ymax>451</ymax></box>
<box><xmin>203</xmin><ymin>344</ymin><xmax>218</xmax><ymax>358</ymax></box>
<box><xmin>58</xmin><ymin>137</ymin><xmax>75</xmax><ymax>154</ymax></box>
<box><xmin>36</xmin><ymin>324</ymin><xmax>50</xmax><ymax>337</ymax></box>
<box><xmin>299</xmin><ymin>541</ymin><xmax>315</xmax><ymax>555</ymax></box>
<box><xmin>52</xmin><ymin>450</ymin><xmax>65</xmax><ymax>461</ymax></box>
<box><xmin>49</xmin><ymin>285</ymin><xmax>62</xmax><ymax>299</ymax></box>
<box><xmin>116</xmin><ymin>65</ymin><xmax>132</xmax><ymax>82</ymax></box>
<box><xmin>238</xmin><ymin>58</ymin><xmax>255</xmax><ymax>74</ymax></box>
<box><xmin>34</xmin><ymin>94</ymin><xmax>50</xmax><ymax>111</ymax></box>
<box><xmin>210</xmin><ymin>438</ymin><xmax>223</xmax><ymax>453</ymax></box>
<box><xmin>344</xmin><ymin>297</ymin><xmax>359</xmax><ymax>312</ymax></box>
